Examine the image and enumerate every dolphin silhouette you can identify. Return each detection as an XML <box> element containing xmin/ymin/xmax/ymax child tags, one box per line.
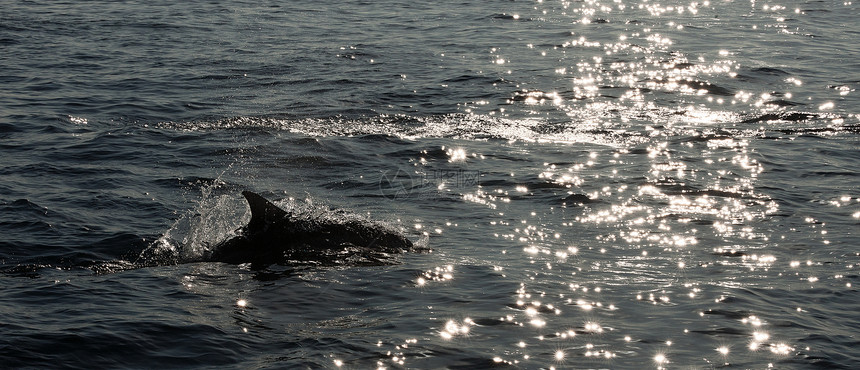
<box><xmin>1</xmin><ymin>191</ymin><xmax>418</xmax><ymax>276</ymax></box>
<box><xmin>206</xmin><ymin>191</ymin><xmax>415</xmax><ymax>268</ymax></box>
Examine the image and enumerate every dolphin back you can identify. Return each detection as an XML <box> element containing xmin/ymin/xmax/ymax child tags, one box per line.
<box><xmin>207</xmin><ymin>191</ymin><xmax>416</xmax><ymax>268</ymax></box>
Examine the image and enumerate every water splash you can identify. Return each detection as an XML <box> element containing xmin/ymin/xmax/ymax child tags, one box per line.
<box><xmin>136</xmin><ymin>180</ymin><xmax>248</xmax><ymax>266</ymax></box>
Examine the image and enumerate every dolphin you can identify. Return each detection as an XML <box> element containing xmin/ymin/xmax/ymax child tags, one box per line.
<box><xmin>52</xmin><ymin>191</ymin><xmax>417</xmax><ymax>275</ymax></box>
<box><xmin>0</xmin><ymin>191</ymin><xmax>418</xmax><ymax>276</ymax></box>
<box><xmin>205</xmin><ymin>191</ymin><xmax>415</xmax><ymax>268</ymax></box>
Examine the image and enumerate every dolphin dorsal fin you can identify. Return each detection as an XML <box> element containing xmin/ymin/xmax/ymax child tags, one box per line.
<box><xmin>242</xmin><ymin>191</ymin><xmax>290</xmax><ymax>232</ymax></box>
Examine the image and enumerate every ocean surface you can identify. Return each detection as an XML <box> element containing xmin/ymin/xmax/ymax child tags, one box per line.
<box><xmin>1</xmin><ymin>0</ymin><xmax>858</xmax><ymax>368</ymax></box>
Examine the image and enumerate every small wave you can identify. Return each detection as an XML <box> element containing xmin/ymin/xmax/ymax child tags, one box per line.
<box><xmin>677</xmin><ymin>79</ymin><xmax>734</xmax><ymax>96</ymax></box>
<box><xmin>750</xmin><ymin>67</ymin><xmax>789</xmax><ymax>76</ymax></box>
<box><xmin>742</xmin><ymin>112</ymin><xmax>819</xmax><ymax>123</ymax></box>
<box><xmin>750</xmin><ymin>67</ymin><xmax>791</xmax><ymax>75</ymax></box>
<box><xmin>489</xmin><ymin>13</ymin><xmax>530</xmax><ymax>21</ymax></box>
<box><xmin>764</xmin><ymin>99</ymin><xmax>804</xmax><ymax>107</ymax></box>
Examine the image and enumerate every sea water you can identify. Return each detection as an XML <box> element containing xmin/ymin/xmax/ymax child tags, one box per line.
<box><xmin>1</xmin><ymin>0</ymin><xmax>858</xmax><ymax>368</ymax></box>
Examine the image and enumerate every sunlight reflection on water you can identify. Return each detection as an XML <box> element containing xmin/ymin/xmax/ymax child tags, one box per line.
<box><xmin>2</xmin><ymin>0</ymin><xmax>857</xmax><ymax>367</ymax></box>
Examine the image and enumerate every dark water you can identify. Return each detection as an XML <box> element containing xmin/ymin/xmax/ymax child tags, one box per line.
<box><xmin>1</xmin><ymin>0</ymin><xmax>858</xmax><ymax>368</ymax></box>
